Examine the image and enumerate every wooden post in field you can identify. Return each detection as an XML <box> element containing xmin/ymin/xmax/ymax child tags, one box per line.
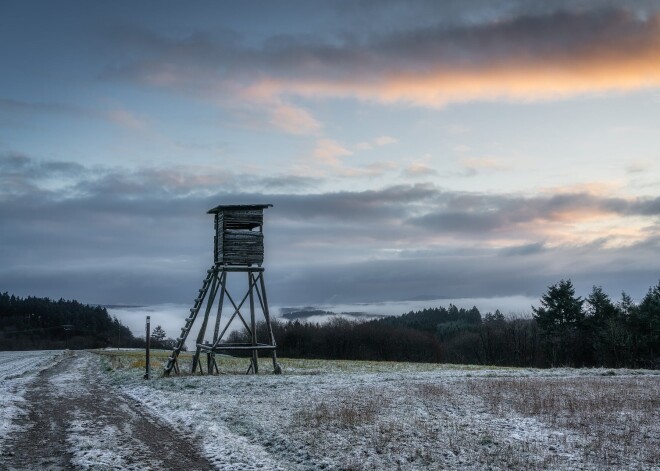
<box><xmin>62</xmin><ymin>324</ymin><xmax>73</xmax><ymax>350</ymax></box>
<box><xmin>144</xmin><ymin>316</ymin><xmax>150</xmax><ymax>380</ymax></box>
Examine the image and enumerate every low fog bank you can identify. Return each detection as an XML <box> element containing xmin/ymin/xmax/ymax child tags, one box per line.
<box><xmin>108</xmin><ymin>295</ymin><xmax>536</xmax><ymax>350</ymax></box>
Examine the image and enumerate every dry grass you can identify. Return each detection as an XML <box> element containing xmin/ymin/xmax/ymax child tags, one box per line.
<box><xmin>96</xmin><ymin>350</ymin><xmax>262</xmax><ymax>375</ymax></box>
<box><xmin>293</xmin><ymin>390</ymin><xmax>388</xmax><ymax>429</ymax></box>
<box><xmin>466</xmin><ymin>376</ymin><xmax>660</xmax><ymax>468</ymax></box>
<box><xmin>96</xmin><ymin>351</ymin><xmax>659</xmax><ymax>469</ymax></box>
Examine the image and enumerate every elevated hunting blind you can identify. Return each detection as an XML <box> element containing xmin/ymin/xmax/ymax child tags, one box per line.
<box><xmin>164</xmin><ymin>204</ymin><xmax>281</xmax><ymax>376</ymax></box>
<box><xmin>212</xmin><ymin>205</ymin><xmax>267</xmax><ymax>265</ymax></box>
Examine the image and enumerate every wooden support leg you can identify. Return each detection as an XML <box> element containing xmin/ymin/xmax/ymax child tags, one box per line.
<box><xmin>211</xmin><ymin>354</ymin><xmax>219</xmax><ymax>374</ymax></box>
<box><xmin>192</xmin><ymin>271</ymin><xmax>220</xmax><ymax>374</ymax></box>
<box><xmin>248</xmin><ymin>271</ymin><xmax>258</xmax><ymax>374</ymax></box>
<box><xmin>258</xmin><ymin>273</ymin><xmax>281</xmax><ymax>374</ymax></box>
<box><xmin>211</xmin><ymin>271</ymin><xmax>227</xmax><ymax>346</ymax></box>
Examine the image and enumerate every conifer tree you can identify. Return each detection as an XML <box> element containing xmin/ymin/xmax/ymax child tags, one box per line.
<box><xmin>533</xmin><ymin>279</ymin><xmax>585</xmax><ymax>366</ymax></box>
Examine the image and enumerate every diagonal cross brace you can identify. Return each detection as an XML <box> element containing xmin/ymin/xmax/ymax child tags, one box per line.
<box><xmin>213</xmin><ymin>272</ymin><xmax>262</xmax><ymax>347</ymax></box>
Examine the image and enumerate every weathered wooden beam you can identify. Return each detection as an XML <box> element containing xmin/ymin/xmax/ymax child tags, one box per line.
<box><xmin>198</xmin><ymin>343</ymin><xmax>276</xmax><ymax>351</ymax></box>
<box><xmin>249</xmin><ymin>271</ymin><xmax>258</xmax><ymax>374</ymax></box>
<box><xmin>258</xmin><ymin>273</ymin><xmax>281</xmax><ymax>374</ymax></box>
<box><xmin>212</xmin><ymin>273</ymin><xmax>261</xmax><ymax>345</ymax></box>
<box><xmin>211</xmin><ymin>271</ymin><xmax>227</xmax><ymax>346</ymax></box>
<box><xmin>191</xmin><ymin>272</ymin><xmax>220</xmax><ymax>374</ymax></box>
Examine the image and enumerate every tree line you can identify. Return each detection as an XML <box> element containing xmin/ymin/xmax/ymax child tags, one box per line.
<box><xmin>0</xmin><ymin>292</ymin><xmax>140</xmax><ymax>350</ymax></box>
<box><xmin>3</xmin><ymin>278</ymin><xmax>658</xmax><ymax>368</ymax></box>
<box><xmin>532</xmin><ymin>280</ymin><xmax>659</xmax><ymax>368</ymax></box>
<box><xmin>230</xmin><ymin>279</ymin><xmax>660</xmax><ymax>368</ymax></box>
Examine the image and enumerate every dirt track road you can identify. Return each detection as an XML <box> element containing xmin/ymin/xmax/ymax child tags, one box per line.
<box><xmin>0</xmin><ymin>352</ymin><xmax>213</xmax><ymax>471</ymax></box>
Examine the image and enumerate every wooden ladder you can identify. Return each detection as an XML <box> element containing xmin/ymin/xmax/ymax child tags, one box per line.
<box><xmin>164</xmin><ymin>267</ymin><xmax>216</xmax><ymax>376</ymax></box>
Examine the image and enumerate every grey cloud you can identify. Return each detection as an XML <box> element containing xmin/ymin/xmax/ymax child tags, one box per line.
<box><xmin>0</xmin><ymin>153</ymin><xmax>88</xmax><ymax>197</ymax></box>
<box><xmin>2</xmin><ymin>225</ymin><xmax>657</xmax><ymax>305</ymax></box>
<box><xmin>0</xmin><ymin>98</ymin><xmax>93</xmax><ymax>118</ymax></box>
<box><xmin>409</xmin><ymin>192</ymin><xmax>660</xmax><ymax>234</ymax></box>
<box><xmin>1</xmin><ymin>153</ymin><xmax>322</xmax><ymax>202</ymax></box>
<box><xmin>500</xmin><ymin>242</ymin><xmax>546</xmax><ymax>256</ymax></box>
<box><xmin>258</xmin><ymin>175</ymin><xmax>322</xmax><ymax>190</ymax></box>
<box><xmin>100</xmin><ymin>7</ymin><xmax>660</xmax><ymax>90</ymax></box>
<box><xmin>3</xmin><ymin>156</ymin><xmax>658</xmax><ymax>235</ymax></box>
<box><xmin>1</xmin><ymin>157</ymin><xmax>658</xmax><ymax>305</ymax></box>
<box><xmin>267</xmin><ymin>238</ymin><xmax>660</xmax><ymax>304</ymax></box>
<box><xmin>0</xmin><ymin>97</ymin><xmax>154</xmax><ymax>133</ymax></box>
<box><xmin>630</xmin><ymin>198</ymin><xmax>660</xmax><ymax>216</ymax></box>
<box><xmin>0</xmin><ymin>152</ymin><xmax>86</xmax><ymax>176</ymax></box>
<box><xmin>267</xmin><ymin>184</ymin><xmax>438</xmax><ymax>222</ymax></box>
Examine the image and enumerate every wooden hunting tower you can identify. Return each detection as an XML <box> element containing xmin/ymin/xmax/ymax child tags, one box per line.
<box><xmin>164</xmin><ymin>204</ymin><xmax>281</xmax><ymax>376</ymax></box>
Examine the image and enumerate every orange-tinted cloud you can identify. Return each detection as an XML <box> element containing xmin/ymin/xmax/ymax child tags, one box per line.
<box><xmin>104</xmin><ymin>8</ymin><xmax>660</xmax><ymax>133</ymax></box>
<box><xmin>242</xmin><ymin>9</ymin><xmax>660</xmax><ymax>107</ymax></box>
<box><xmin>269</xmin><ymin>103</ymin><xmax>321</xmax><ymax>135</ymax></box>
<box><xmin>247</xmin><ymin>42</ymin><xmax>660</xmax><ymax>107</ymax></box>
<box><xmin>312</xmin><ymin>139</ymin><xmax>352</xmax><ymax>165</ymax></box>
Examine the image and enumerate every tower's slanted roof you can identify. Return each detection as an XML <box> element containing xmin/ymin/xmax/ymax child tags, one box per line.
<box><xmin>207</xmin><ymin>204</ymin><xmax>273</xmax><ymax>214</ymax></box>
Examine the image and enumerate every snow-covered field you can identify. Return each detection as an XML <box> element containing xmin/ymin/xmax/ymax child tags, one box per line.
<box><xmin>2</xmin><ymin>350</ymin><xmax>658</xmax><ymax>470</ymax></box>
<box><xmin>104</xmin><ymin>352</ymin><xmax>660</xmax><ymax>470</ymax></box>
<box><xmin>0</xmin><ymin>350</ymin><xmax>65</xmax><ymax>454</ymax></box>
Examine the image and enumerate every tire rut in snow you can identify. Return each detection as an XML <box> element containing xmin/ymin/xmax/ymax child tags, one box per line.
<box><xmin>0</xmin><ymin>352</ymin><xmax>213</xmax><ymax>471</ymax></box>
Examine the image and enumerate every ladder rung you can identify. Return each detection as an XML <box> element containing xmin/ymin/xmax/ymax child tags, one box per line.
<box><xmin>186</xmin><ymin>317</ymin><xmax>194</xmax><ymax>322</ymax></box>
<box><xmin>190</xmin><ymin>308</ymin><xmax>196</xmax><ymax>312</ymax></box>
<box><xmin>176</xmin><ymin>338</ymin><xmax>183</xmax><ymax>343</ymax></box>
<box><xmin>195</xmin><ymin>298</ymin><xmax>202</xmax><ymax>303</ymax></box>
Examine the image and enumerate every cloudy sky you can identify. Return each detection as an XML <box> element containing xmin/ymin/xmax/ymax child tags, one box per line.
<box><xmin>1</xmin><ymin>0</ymin><xmax>659</xmax><ymax>307</ymax></box>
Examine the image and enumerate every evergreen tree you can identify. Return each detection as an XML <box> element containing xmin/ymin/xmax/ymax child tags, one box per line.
<box><xmin>618</xmin><ymin>292</ymin><xmax>636</xmax><ymax>317</ymax></box>
<box><xmin>151</xmin><ymin>325</ymin><xmax>166</xmax><ymax>342</ymax></box>
<box><xmin>484</xmin><ymin>309</ymin><xmax>505</xmax><ymax>323</ymax></box>
<box><xmin>586</xmin><ymin>286</ymin><xmax>621</xmax><ymax>366</ymax></box>
<box><xmin>631</xmin><ymin>280</ymin><xmax>660</xmax><ymax>367</ymax></box>
<box><xmin>533</xmin><ymin>279</ymin><xmax>585</xmax><ymax>366</ymax></box>
<box><xmin>586</xmin><ymin>286</ymin><xmax>617</xmax><ymax>320</ymax></box>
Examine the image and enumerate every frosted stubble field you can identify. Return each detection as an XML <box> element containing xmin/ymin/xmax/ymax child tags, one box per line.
<box><xmin>1</xmin><ymin>350</ymin><xmax>658</xmax><ymax>470</ymax></box>
<box><xmin>108</xmin><ymin>353</ymin><xmax>660</xmax><ymax>470</ymax></box>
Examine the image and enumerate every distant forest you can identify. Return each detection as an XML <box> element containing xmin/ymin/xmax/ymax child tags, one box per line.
<box><xmin>0</xmin><ymin>293</ymin><xmax>141</xmax><ymax>350</ymax></box>
<box><xmin>230</xmin><ymin>279</ymin><xmax>660</xmax><ymax>369</ymax></box>
<box><xmin>3</xmin><ymin>279</ymin><xmax>659</xmax><ymax>369</ymax></box>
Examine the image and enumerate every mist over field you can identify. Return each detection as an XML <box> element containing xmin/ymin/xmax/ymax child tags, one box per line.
<box><xmin>108</xmin><ymin>296</ymin><xmax>536</xmax><ymax>348</ymax></box>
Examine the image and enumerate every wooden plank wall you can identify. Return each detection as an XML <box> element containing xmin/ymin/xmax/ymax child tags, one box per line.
<box><xmin>215</xmin><ymin>210</ymin><xmax>265</xmax><ymax>265</ymax></box>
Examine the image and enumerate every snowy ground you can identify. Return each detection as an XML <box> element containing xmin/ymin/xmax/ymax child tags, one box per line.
<box><xmin>105</xmin><ymin>352</ymin><xmax>660</xmax><ymax>470</ymax></box>
<box><xmin>0</xmin><ymin>350</ymin><xmax>64</xmax><ymax>455</ymax></box>
<box><xmin>1</xmin><ymin>350</ymin><xmax>658</xmax><ymax>470</ymax></box>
